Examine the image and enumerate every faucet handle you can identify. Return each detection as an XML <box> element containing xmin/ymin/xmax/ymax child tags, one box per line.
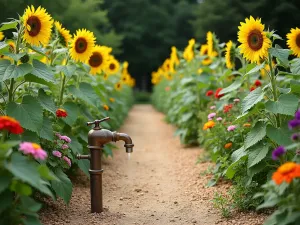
<box><xmin>87</xmin><ymin>117</ymin><xmax>110</xmax><ymax>129</ymax></box>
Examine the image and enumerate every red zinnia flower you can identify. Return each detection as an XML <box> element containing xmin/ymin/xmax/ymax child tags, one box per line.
<box><xmin>0</xmin><ymin>116</ymin><xmax>24</xmax><ymax>134</ymax></box>
<box><xmin>215</xmin><ymin>88</ymin><xmax>224</xmax><ymax>99</ymax></box>
<box><xmin>250</xmin><ymin>86</ymin><xmax>256</xmax><ymax>92</ymax></box>
<box><xmin>223</xmin><ymin>104</ymin><xmax>233</xmax><ymax>113</ymax></box>
<box><xmin>254</xmin><ymin>80</ymin><xmax>262</xmax><ymax>87</ymax></box>
<box><xmin>56</xmin><ymin>109</ymin><xmax>68</xmax><ymax>118</ymax></box>
<box><xmin>206</xmin><ymin>90</ymin><xmax>214</xmax><ymax>97</ymax></box>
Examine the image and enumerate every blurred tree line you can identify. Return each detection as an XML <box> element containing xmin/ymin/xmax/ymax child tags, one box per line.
<box><xmin>0</xmin><ymin>0</ymin><xmax>300</xmax><ymax>90</ymax></box>
<box><xmin>192</xmin><ymin>0</ymin><xmax>300</xmax><ymax>45</ymax></box>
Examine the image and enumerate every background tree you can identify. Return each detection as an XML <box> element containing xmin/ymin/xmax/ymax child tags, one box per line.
<box><xmin>103</xmin><ymin>0</ymin><xmax>196</xmax><ymax>90</ymax></box>
<box><xmin>191</xmin><ymin>0</ymin><xmax>300</xmax><ymax>45</ymax></box>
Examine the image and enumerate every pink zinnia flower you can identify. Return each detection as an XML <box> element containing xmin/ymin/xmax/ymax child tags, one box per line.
<box><xmin>227</xmin><ymin>125</ymin><xmax>236</xmax><ymax>131</ymax></box>
<box><xmin>210</xmin><ymin>106</ymin><xmax>216</xmax><ymax>110</ymax></box>
<box><xmin>55</xmin><ymin>132</ymin><xmax>61</xmax><ymax>138</ymax></box>
<box><xmin>52</xmin><ymin>150</ymin><xmax>62</xmax><ymax>158</ymax></box>
<box><xmin>59</xmin><ymin>135</ymin><xmax>71</xmax><ymax>143</ymax></box>
<box><xmin>63</xmin><ymin>156</ymin><xmax>72</xmax><ymax>167</ymax></box>
<box><xmin>19</xmin><ymin>142</ymin><xmax>47</xmax><ymax>160</ymax></box>
<box><xmin>61</xmin><ymin>144</ymin><xmax>69</xmax><ymax>150</ymax></box>
<box><xmin>233</xmin><ymin>98</ymin><xmax>240</xmax><ymax>103</ymax></box>
<box><xmin>208</xmin><ymin>113</ymin><xmax>216</xmax><ymax>119</ymax></box>
<box><xmin>216</xmin><ymin>117</ymin><xmax>223</xmax><ymax>121</ymax></box>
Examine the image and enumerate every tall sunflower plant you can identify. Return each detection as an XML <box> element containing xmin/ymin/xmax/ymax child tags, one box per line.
<box><xmin>0</xmin><ymin>5</ymin><xmax>134</xmax><ymax>224</ymax></box>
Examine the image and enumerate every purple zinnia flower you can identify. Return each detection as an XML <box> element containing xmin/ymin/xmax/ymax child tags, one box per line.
<box><xmin>227</xmin><ymin>125</ymin><xmax>236</xmax><ymax>131</ymax></box>
<box><xmin>288</xmin><ymin>119</ymin><xmax>300</xmax><ymax>130</ymax></box>
<box><xmin>63</xmin><ymin>156</ymin><xmax>72</xmax><ymax>167</ymax></box>
<box><xmin>61</xmin><ymin>144</ymin><xmax>69</xmax><ymax>150</ymax></box>
<box><xmin>208</xmin><ymin>113</ymin><xmax>216</xmax><ymax>119</ymax></box>
<box><xmin>60</xmin><ymin>135</ymin><xmax>71</xmax><ymax>143</ymax></box>
<box><xmin>291</xmin><ymin>133</ymin><xmax>300</xmax><ymax>141</ymax></box>
<box><xmin>295</xmin><ymin>110</ymin><xmax>300</xmax><ymax>120</ymax></box>
<box><xmin>216</xmin><ymin>117</ymin><xmax>223</xmax><ymax>121</ymax></box>
<box><xmin>272</xmin><ymin>146</ymin><xmax>286</xmax><ymax>160</ymax></box>
<box><xmin>52</xmin><ymin>150</ymin><xmax>62</xmax><ymax>158</ymax></box>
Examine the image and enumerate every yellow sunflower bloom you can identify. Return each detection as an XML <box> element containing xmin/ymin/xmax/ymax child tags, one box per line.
<box><xmin>87</xmin><ymin>45</ymin><xmax>109</xmax><ymax>75</ymax></box>
<box><xmin>7</xmin><ymin>40</ymin><xmax>16</xmax><ymax>53</ymax></box>
<box><xmin>109</xmin><ymin>97</ymin><xmax>115</xmax><ymax>103</ymax></box>
<box><xmin>207</xmin><ymin>31</ymin><xmax>214</xmax><ymax>55</ymax></box>
<box><xmin>70</xmin><ymin>29</ymin><xmax>95</xmax><ymax>62</ymax></box>
<box><xmin>0</xmin><ymin>32</ymin><xmax>4</xmax><ymax>41</ymax></box>
<box><xmin>287</xmin><ymin>27</ymin><xmax>300</xmax><ymax>57</ymax></box>
<box><xmin>183</xmin><ymin>38</ymin><xmax>195</xmax><ymax>62</ymax></box>
<box><xmin>106</xmin><ymin>57</ymin><xmax>120</xmax><ymax>74</ymax></box>
<box><xmin>225</xmin><ymin>41</ymin><xmax>236</xmax><ymax>69</ymax></box>
<box><xmin>238</xmin><ymin>16</ymin><xmax>271</xmax><ymax>63</ymax></box>
<box><xmin>54</xmin><ymin>21</ymin><xmax>71</xmax><ymax>47</ymax></box>
<box><xmin>23</xmin><ymin>5</ymin><xmax>53</xmax><ymax>46</ymax></box>
<box><xmin>114</xmin><ymin>82</ymin><xmax>122</xmax><ymax>91</ymax></box>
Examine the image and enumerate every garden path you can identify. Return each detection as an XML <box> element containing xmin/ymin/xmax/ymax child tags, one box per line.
<box><xmin>40</xmin><ymin>104</ymin><xmax>265</xmax><ymax>225</ymax></box>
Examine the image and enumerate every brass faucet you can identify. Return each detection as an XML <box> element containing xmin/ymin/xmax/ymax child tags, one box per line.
<box><xmin>77</xmin><ymin>117</ymin><xmax>134</xmax><ymax>213</ymax></box>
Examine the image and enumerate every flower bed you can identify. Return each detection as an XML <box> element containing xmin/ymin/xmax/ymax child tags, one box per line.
<box><xmin>0</xmin><ymin>5</ymin><xmax>134</xmax><ymax>224</ymax></box>
<box><xmin>152</xmin><ymin>16</ymin><xmax>300</xmax><ymax>224</ymax></box>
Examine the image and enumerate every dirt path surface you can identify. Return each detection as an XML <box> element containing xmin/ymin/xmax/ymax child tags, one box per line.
<box><xmin>40</xmin><ymin>105</ymin><xmax>266</xmax><ymax>225</ymax></box>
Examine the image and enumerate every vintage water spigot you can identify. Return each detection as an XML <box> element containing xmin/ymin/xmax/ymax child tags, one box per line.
<box><xmin>77</xmin><ymin>117</ymin><xmax>134</xmax><ymax>213</ymax></box>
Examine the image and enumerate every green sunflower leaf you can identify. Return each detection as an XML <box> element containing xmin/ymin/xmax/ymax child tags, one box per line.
<box><xmin>241</xmin><ymin>87</ymin><xmax>264</xmax><ymax>113</ymax></box>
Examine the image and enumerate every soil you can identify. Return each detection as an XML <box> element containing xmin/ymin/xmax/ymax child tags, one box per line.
<box><xmin>40</xmin><ymin>104</ymin><xmax>267</xmax><ymax>225</ymax></box>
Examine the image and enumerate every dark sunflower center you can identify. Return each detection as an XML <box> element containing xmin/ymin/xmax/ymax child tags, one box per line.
<box><xmin>89</xmin><ymin>52</ymin><xmax>103</xmax><ymax>67</ymax></box>
<box><xmin>109</xmin><ymin>63</ymin><xmax>116</xmax><ymax>70</ymax></box>
<box><xmin>27</xmin><ymin>16</ymin><xmax>41</xmax><ymax>37</ymax></box>
<box><xmin>247</xmin><ymin>29</ymin><xmax>263</xmax><ymax>51</ymax></box>
<box><xmin>117</xmin><ymin>83</ymin><xmax>120</xmax><ymax>88</ymax></box>
<box><xmin>75</xmin><ymin>38</ymin><xmax>88</xmax><ymax>53</ymax></box>
<box><xmin>296</xmin><ymin>34</ymin><xmax>300</xmax><ymax>48</ymax></box>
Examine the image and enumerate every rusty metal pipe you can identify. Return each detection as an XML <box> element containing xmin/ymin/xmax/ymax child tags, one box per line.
<box><xmin>113</xmin><ymin>132</ymin><xmax>134</xmax><ymax>153</ymax></box>
<box><xmin>77</xmin><ymin>117</ymin><xmax>134</xmax><ymax>213</ymax></box>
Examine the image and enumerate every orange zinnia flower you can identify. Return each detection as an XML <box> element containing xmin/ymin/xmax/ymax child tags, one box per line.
<box><xmin>103</xmin><ymin>104</ymin><xmax>109</xmax><ymax>111</ymax></box>
<box><xmin>272</xmin><ymin>162</ymin><xmax>300</xmax><ymax>185</ymax></box>
<box><xmin>0</xmin><ymin>116</ymin><xmax>24</xmax><ymax>134</ymax></box>
<box><xmin>203</xmin><ymin>121</ymin><xmax>215</xmax><ymax>130</ymax></box>
<box><xmin>224</xmin><ymin>143</ymin><xmax>232</xmax><ymax>149</ymax></box>
<box><xmin>243</xmin><ymin>123</ymin><xmax>251</xmax><ymax>127</ymax></box>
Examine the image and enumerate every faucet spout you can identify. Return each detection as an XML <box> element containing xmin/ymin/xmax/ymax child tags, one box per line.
<box><xmin>113</xmin><ymin>132</ymin><xmax>134</xmax><ymax>153</ymax></box>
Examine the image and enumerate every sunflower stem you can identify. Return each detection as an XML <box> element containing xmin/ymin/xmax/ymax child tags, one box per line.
<box><xmin>268</xmin><ymin>53</ymin><xmax>280</xmax><ymax>127</ymax></box>
<box><xmin>8</xmin><ymin>24</ymin><xmax>23</xmax><ymax>103</ymax></box>
<box><xmin>59</xmin><ymin>73</ymin><xmax>66</xmax><ymax>106</ymax></box>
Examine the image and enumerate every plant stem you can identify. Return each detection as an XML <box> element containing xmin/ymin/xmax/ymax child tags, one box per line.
<box><xmin>59</xmin><ymin>73</ymin><xmax>66</xmax><ymax>106</ymax></box>
<box><xmin>268</xmin><ymin>53</ymin><xmax>280</xmax><ymax>127</ymax></box>
<box><xmin>8</xmin><ymin>78</ymin><xmax>15</xmax><ymax>103</ymax></box>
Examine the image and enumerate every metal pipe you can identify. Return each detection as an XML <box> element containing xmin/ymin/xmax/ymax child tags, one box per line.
<box><xmin>77</xmin><ymin>118</ymin><xmax>134</xmax><ymax>213</ymax></box>
<box><xmin>89</xmin><ymin>146</ymin><xmax>103</xmax><ymax>213</ymax></box>
<box><xmin>113</xmin><ymin>132</ymin><xmax>134</xmax><ymax>153</ymax></box>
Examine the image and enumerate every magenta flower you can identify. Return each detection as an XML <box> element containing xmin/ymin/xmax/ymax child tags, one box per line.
<box><xmin>19</xmin><ymin>142</ymin><xmax>47</xmax><ymax>160</ymax></box>
<box><xmin>210</xmin><ymin>106</ymin><xmax>216</xmax><ymax>110</ymax></box>
<box><xmin>208</xmin><ymin>113</ymin><xmax>216</xmax><ymax>120</ymax></box>
<box><xmin>63</xmin><ymin>156</ymin><xmax>72</xmax><ymax>167</ymax></box>
<box><xmin>227</xmin><ymin>125</ymin><xmax>236</xmax><ymax>131</ymax></box>
<box><xmin>52</xmin><ymin>150</ymin><xmax>62</xmax><ymax>158</ymax></box>
<box><xmin>59</xmin><ymin>135</ymin><xmax>71</xmax><ymax>143</ymax></box>
<box><xmin>272</xmin><ymin>146</ymin><xmax>286</xmax><ymax>160</ymax></box>
<box><xmin>61</xmin><ymin>144</ymin><xmax>69</xmax><ymax>149</ymax></box>
<box><xmin>216</xmin><ymin>117</ymin><xmax>223</xmax><ymax>121</ymax></box>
